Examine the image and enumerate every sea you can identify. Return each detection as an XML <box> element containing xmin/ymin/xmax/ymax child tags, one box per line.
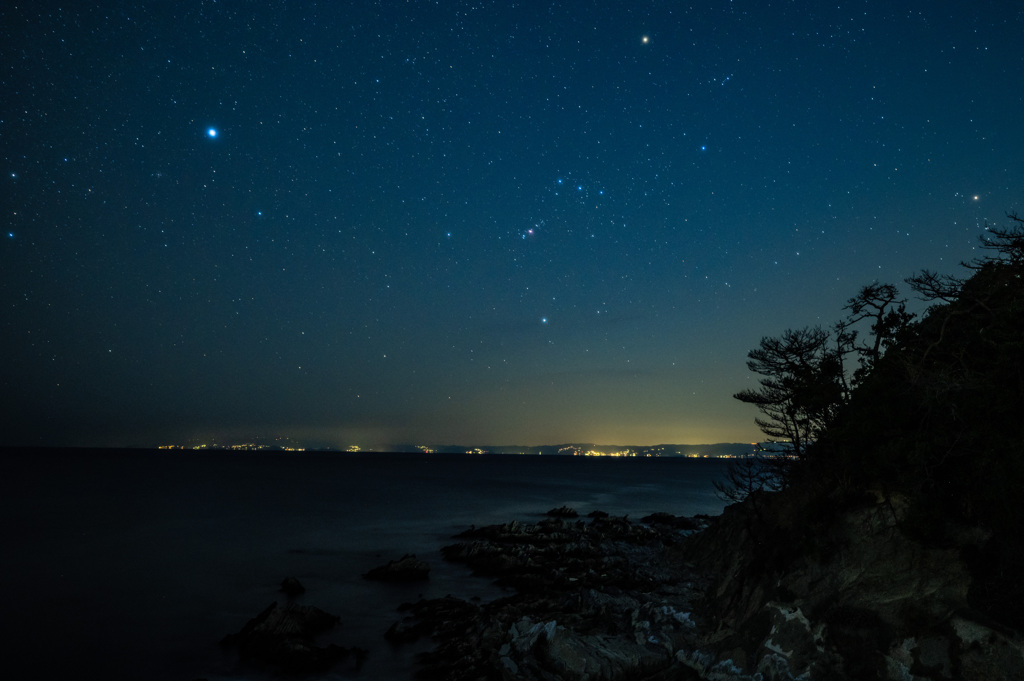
<box><xmin>0</xmin><ymin>448</ymin><xmax>731</xmax><ymax>681</ymax></box>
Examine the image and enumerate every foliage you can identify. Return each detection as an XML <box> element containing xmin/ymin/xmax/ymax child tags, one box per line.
<box><xmin>733</xmin><ymin>283</ymin><xmax>915</xmax><ymax>465</ymax></box>
<box><xmin>713</xmin><ymin>452</ymin><xmax>787</xmax><ymax>505</ymax></box>
<box><xmin>843</xmin><ymin>282</ymin><xmax>914</xmax><ymax>385</ymax></box>
<box><xmin>824</xmin><ymin>217</ymin><xmax>1024</xmax><ymax>517</ymax></box>
<box><xmin>733</xmin><ymin>327</ymin><xmax>844</xmax><ymax>459</ymax></box>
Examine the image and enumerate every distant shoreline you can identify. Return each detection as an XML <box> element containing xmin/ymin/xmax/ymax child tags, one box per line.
<box><xmin>0</xmin><ymin>442</ymin><xmax>761</xmax><ymax>458</ymax></box>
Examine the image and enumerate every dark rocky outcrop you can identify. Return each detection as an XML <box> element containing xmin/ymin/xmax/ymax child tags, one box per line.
<box><xmin>686</xmin><ymin>488</ymin><xmax>1024</xmax><ymax>680</ymax></box>
<box><xmin>641</xmin><ymin>512</ymin><xmax>700</xmax><ymax>531</ymax></box>
<box><xmin>385</xmin><ymin>498</ymin><xmax>1024</xmax><ymax>680</ymax></box>
<box><xmin>221</xmin><ymin>601</ymin><xmax>365</xmax><ymax>674</ymax></box>
<box><xmin>363</xmin><ymin>554</ymin><xmax>431</xmax><ymax>582</ymax></box>
<box><xmin>279</xmin><ymin>576</ymin><xmax>305</xmax><ymax>598</ymax></box>
<box><xmin>388</xmin><ymin>513</ymin><xmax>706</xmax><ymax>680</ymax></box>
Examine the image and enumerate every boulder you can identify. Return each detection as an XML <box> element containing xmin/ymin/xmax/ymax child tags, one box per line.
<box><xmin>279</xmin><ymin>576</ymin><xmax>305</xmax><ymax>597</ymax></box>
<box><xmin>221</xmin><ymin>602</ymin><xmax>364</xmax><ymax>674</ymax></box>
<box><xmin>546</xmin><ymin>505</ymin><xmax>579</xmax><ymax>518</ymax></box>
<box><xmin>641</xmin><ymin>512</ymin><xmax>700</xmax><ymax>531</ymax></box>
<box><xmin>363</xmin><ymin>554</ymin><xmax>430</xmax><ymax>582</ymax></box>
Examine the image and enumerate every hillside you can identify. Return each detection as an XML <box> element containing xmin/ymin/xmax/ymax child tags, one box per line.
<box><xmin>689</xmin><ymin>217</ymin><xmax>1024</xmax><ymax>678</ymax></box>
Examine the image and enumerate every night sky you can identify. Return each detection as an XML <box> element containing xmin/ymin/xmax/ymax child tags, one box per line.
<box><xmin>2</xmin><ymin>2</ymin><xmax>1022</xmax><ymax>449</ymax></box>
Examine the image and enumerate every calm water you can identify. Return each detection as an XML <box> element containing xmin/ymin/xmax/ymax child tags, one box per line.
<box><xmin>0</xmin><ymin>449</ymin><xmax>730</xmax><ymax>680</ymax></box>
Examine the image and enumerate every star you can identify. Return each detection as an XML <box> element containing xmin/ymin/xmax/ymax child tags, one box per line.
<box><xmin>641</xmin><ymin>35</ymin><xmax>650</xmax><ymax>44</ymax></box>
<box><xmin>207</xmin><ymin>128</ymin><xmax>218</xmax><ymax>138</ymax></box>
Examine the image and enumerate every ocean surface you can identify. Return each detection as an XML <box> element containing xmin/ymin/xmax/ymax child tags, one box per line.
<box><xmin>0</xmin><ymin>448</ymin><xmax>731</xmax><ymax>680</ymax></box>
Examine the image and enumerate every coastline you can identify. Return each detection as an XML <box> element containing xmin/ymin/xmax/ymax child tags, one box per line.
<box><xmin>265</xmin><ymin>491</ymin><xmax>1024</xmax><ymax>681</ymax></box>
<box><xmin>223</xmin><ymin>507</ymin><xmax>711</xmax><ymax>680</ymax></box>
<box><xmin>1</xmin><ymin>448</ymin><xmax>730</xmax><ymax>680</ymax></box>
<box><xmin>392</xmin><ymin>508</ymin><xmax>711</xmax><ymax>680</ymax></box>
<box><xmin>7</xmin><ymin>443</ymin><xmax>1020</xmax><ymax>678</ymax></box>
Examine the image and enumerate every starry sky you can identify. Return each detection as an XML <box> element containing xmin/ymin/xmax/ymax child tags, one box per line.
<box><xmin>2</xmin><ymin>1</ymin><xmax>1022</xmax><ymax>449</ymax></box>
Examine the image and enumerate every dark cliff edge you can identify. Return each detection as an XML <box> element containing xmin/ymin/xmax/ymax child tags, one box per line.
<box><xmin>681</xmin><ymin>218</ymin><xmax>1024</xmax><ymax>679</ymax></box>
<box><xmin>685</xmin><ymin>485</ymin><xmax>1024</xmax><ymax>680</ymax></box>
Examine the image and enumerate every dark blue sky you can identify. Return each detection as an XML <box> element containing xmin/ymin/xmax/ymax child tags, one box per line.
<box><xmin>3</xmin><ymin>1</ymin><xmax>1021</xmax><ymax>448</ymax></box>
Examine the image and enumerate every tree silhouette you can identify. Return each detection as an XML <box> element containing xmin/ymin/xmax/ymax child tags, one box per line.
<box><xmin>769</xmin><ymin>214</ymin><xmax>1024</xmax><ymax>627</ymax></box>
<box><xmin>843</xmin><ymin>282</ymin><xmax>913</xmax><ymax>383</ymax></box>
<box><xmin>713</xmin><ymin>452</ymin><xmax>784</xmax><ymax>505</ymax></box>
<box><xmin>733</xmin><ymin>327</ymin><xmax>844</xmax><ymax>459</ymax></box>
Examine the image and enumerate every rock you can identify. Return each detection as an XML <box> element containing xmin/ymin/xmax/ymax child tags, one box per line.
<box><xmin>950</xmin><ymin>617</ymin><xmax>1024</xmax><ymax>679</ymax></box>
<box><xmin>386</xmin><ymin>490</ymin><xmax>1024</xmax><ymax>681</ymax></box>
<box><xmin>279</xmin><ymin>576</ymin><xmax>305</xmax><ymax>597</ymax></box>
<box><xmin>221</xmin><ymin>601</ymin><xmax>364</xmax><ymax>674</ymax></box>
<box><xmin>641</xmin><ymin>512</ymin><xmax>700</xmax><ymax>531</ymax></box>
<box><xmin>363</xmin><ymin>554</ymin><xmax>430</xmax><ymax>582</ymax></box>
<box><xmin>546</xmin><ymin>505</ymin><xmax>579</xmax><ymax>518</ymax></box>
<box><xmin>536</xmin><ymin>622</ymin><xmax>671</xmax><ymax>680</ymax></box>
<box><xmin>387</xmin><ymin>514</ymin><xmax>705</xmax><ymax>680</ymax></box>
<box><xmin>684</xmin><ymin>488</ymin><xmax>1024</xmax><ymax>680</ymax></box>
<box><xmin>442</xmin><ymin>512</ymin><xmax>681</xmax><ymax>594</ymax></box>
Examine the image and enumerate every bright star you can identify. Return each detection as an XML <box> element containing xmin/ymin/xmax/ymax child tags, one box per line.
<box><xmin>642</xmin><ymin>35</ymin><xmax>650</xmax><ymax>44</ymax></box>
<box><xmin>207</xmin><ymin>128</ymin><xmax>218</xmax><ymax>138</ymax></box>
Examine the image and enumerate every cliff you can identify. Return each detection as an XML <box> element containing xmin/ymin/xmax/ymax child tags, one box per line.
<box><xmin>686</xmin><ymin>487</ymin><xmax>1024</xmax><ymax>679</ymax></box>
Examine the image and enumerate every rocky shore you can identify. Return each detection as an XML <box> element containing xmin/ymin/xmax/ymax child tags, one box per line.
<box><xmin>384</xmin><ymin>492</ymin><xmax>1024</xmax><ymax>680</ymax></box>
<box><xmin>387</xmin><ymin>510</ymin><xmax>708</xmax><ymax>680</ymax></box>
<box><xmin>221</xmin><ymin>492</ymin><xmax>1024</xmax><ymax>680</ymax></box>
